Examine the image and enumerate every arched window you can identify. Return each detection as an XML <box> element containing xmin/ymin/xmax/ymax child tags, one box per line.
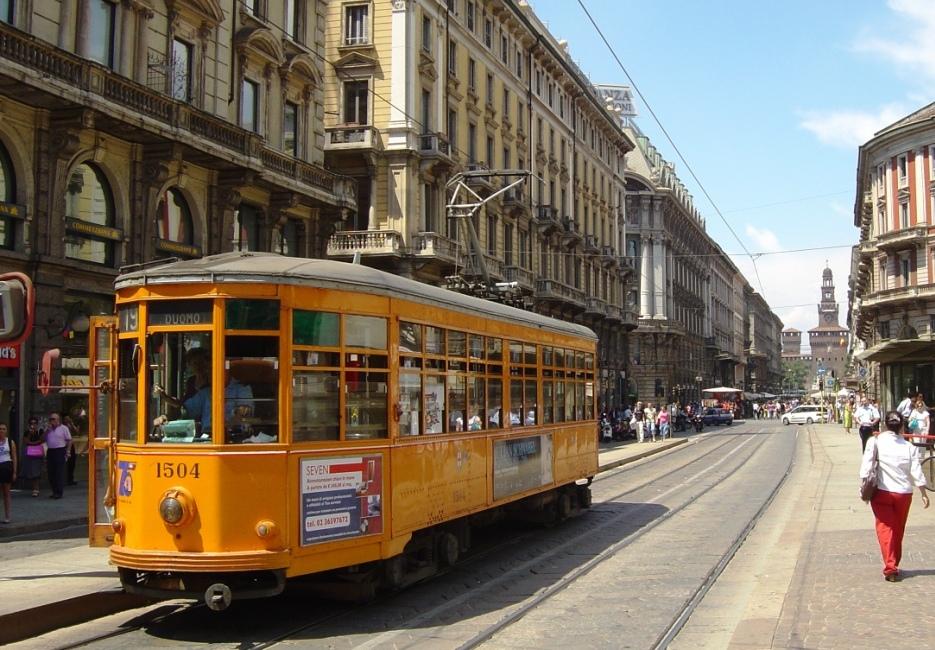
<box><xmin>64</xmin><ymin>163</ymin><xmax>119</xmax><ymax>266</ymax></box>
<box><xmin>0</xmin><ymin>141</ymin><xmax>17</xmax><ymax>250</ymax></box>
<box><xmin>155</xmin><ymin>187</ymin><xmax>200</xmax><ymax>257</ymax></box>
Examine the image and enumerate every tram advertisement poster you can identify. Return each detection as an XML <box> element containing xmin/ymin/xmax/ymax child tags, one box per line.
<box><xmin>492</xmin><ymin>434</ymin><xmax>553</xmax><ymax>500</ymax></box>
<box><xmin>300</xmin><ymin>455</ymin><xmax>383</xmax><ymax>546</ymax></box>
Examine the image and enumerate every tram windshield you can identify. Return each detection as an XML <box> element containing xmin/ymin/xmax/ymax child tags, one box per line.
<box><xmin>148</xmin><ymin>331</ymin><xmax>215</xmax><ymax>443</ymax></box>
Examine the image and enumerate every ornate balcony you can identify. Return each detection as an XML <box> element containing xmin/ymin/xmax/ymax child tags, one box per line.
<box><xmin>0</xmin><ymin>21</ymin><xmax>349</xmax><ymax>205</ymax></box>
<box><xmin>326</xmin><ymin>230</ymin><xmax>404</xmax><ymax>258</ymax></box>
<box><xmin>561</xmin><ymin>218</ymin><xmax>583</xmax><ymax>248</ymax></box>
<box><xmin>583</xmin><ymin>235</ymin><xmax>600</xmax><ymax>254</ymax></box>
<box><xmin>620</xmin><ymin>307</ymin><xmax>638</xmax><ymax>330</ymax></box>
<box><xmin>584</xmin><ymin>297</ymin><xmax>608</xmax><ymax>318</ymax></box>
<box><xmin>504</xmin><ymin>265</ymin><xmax>535</xmax><ymax>292</ymax></box>
<box><xmin>535</xmin><ymin>279</ymin><xmax>585</xmax><ymax>311</ymax></box>
<box><xmin>326</xmin><ymin>125</ymin><xmax>379</xmax><ymax>150</ymax></box>
<box><xmin>535</xmin><ymin>205</ymin><xmax>562</xmax><ymax>235</ymax></box>
<box><xmin>875</xmin><ymin>226</ymin><xmax>928</xmax><ymax>252</ymax></box>
<box><xmin>464</xmin><ymin>252</ymin><xmax>504</xmax><ymax>281</ymax></box>
<box><xmin>464</xmin><ymin>162</ymin><xmax>494</xmax><ymax>192</ymax></box>
<box><xmin>413</xmin><ymin>231</ymin><xmax>460</xmax><ymax>264</ymax></box>
<box><xmin>861</xmin><ymin>283</ymin><xmax>935</xmax><ymax>309</ymax></box>
<box><xmin>600</xmin><ymin>245</ymin><xmax>618</xmax><ymax>268</ymax></box>
<box><xmin>502</xmin><ymin>186</ymin><xmax>526</xmax><ymax>212</ymax></box>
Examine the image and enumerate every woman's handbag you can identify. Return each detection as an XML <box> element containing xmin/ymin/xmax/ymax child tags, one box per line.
<box><xmin>860</xmin><ymin>441</ymin><xmax>879</xmax><ymax>502</ymax></box>
<box><xmin>25</xmin><ymin>444</ymin><xmax>44</xmax><ymax>458</ymax></box>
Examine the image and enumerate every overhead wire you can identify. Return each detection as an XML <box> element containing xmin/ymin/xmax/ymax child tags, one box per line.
<box><xmin>574</xmin><ymin>0</ymin><xmax>768</xmax><ymax>297</ymax></box>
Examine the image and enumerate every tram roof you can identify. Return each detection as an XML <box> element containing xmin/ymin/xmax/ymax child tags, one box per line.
<box><xmin>116</xmin><ymin>252</ymin><xmax>597</xmax><ymax>342</ymax></box>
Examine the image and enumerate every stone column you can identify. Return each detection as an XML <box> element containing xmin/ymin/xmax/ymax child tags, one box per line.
<box><xmin>653</xmin><ymin>238</ymin><xmax>665</xmax><ymax>319</ymax></box>
<box><xmin>59</xmin><ymin>0</ymin><xmax>78</xmax><ymax>51</ymax></box>
<box><xmin>75</xmin><ymin>0</ymin><xmax>91</xmax><ymax>58</ymax></box>
<box><xmin>119</xmin><ymin>1</ymin><xmax>136</xmax><ymax>78</ymax></box>
<box><xmin>134</xmin><ymin>7</ymin><xmax>154</xmax><ymax>84</ymax></box>
<box><xmin>640</xmin><ymin>236</ymin><xmax>653</xmax><ymax>318</ymax></box>
<box><xmin>388</xmin><ymin>0</ymin><xmax>411</xmax><ymax>131</ymax></box>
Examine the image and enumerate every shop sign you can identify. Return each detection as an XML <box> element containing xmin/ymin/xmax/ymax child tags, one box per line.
<box><xmin>155</xmin><ymin>238</ymin><xmax>201</xmax><ymax>258</ymax></box>
<box><xmin>0</xmin><ymin>202</ymin><xmax>26</xmax><ymax>219</ymax></box>
<box><xmin>65</xmin><ymin>218</ymin><xmax>123</xmax><ymax>241</ymax></box>
<box><xmin>0</xmin><ymin>344</ymin><xmax>20</xmax><ymax>368</ymax></box>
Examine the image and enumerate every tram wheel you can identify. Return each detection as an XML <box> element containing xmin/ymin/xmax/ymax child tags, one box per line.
<box><xmin>438</xmin><ymin>532</ymin><xmax>460</xmax><ymax>567</ymax></box>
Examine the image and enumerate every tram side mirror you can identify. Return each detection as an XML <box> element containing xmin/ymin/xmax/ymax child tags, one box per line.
<box><xmin>38</xmin><ymin>348</ymin><xmax>61</xmax><ymax>397</ymax></box>
<box><xmin>0</xmin><ymin>277</ymin><xmax>29</xmax><ymax>342</ymax></box>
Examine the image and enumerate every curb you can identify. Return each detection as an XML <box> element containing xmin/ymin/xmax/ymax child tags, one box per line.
<box><xmin>0</xmin><ymin>589</ymin><xmax>149</xmax><ymax>646</ymax></box>
<box><xmin>598</xmin><ymin>437</ymin><xmax>688</xmax><ymax>472</ymax></box>
<box><xmin>0</xmin><ymin>516</ymin><xmax>88</xmax><ymax>539</ymax></box>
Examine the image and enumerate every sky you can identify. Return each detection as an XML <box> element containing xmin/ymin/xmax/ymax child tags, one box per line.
<box><xmin>530</xmin><ymin>0</ymin><xmax>935</xmax><ymax>346</ymax></box>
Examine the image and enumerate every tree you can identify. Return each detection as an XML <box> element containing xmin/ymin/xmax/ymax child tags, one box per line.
<box><xmin>782</xmin><ymin>359</ymin><xmax>809</xmax><ymax>391</ymax></box>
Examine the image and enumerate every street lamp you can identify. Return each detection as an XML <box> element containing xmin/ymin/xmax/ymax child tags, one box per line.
<box><xmin>695</xmin><ymin>375</ymin><xmax>703</xmax><ymax>404</ymax></box>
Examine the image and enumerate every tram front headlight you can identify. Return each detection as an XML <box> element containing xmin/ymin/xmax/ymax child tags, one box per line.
<box><xmin>158</xmin><ymin>488</ymin><xmax>196</xmax><ymax>527</ymax></box>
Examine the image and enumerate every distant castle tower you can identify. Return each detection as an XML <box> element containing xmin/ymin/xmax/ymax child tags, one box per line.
<box><xmin>807</xmin><ymin>265</ymin><xmax>849</xmax><ymax>387</ymax></box>
<box><xmin>782</xmin><ymin>328</ymin><xmax>802</xmax><ymax>358</ymax></box>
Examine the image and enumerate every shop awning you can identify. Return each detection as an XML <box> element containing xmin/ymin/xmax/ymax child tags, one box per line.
<box><xmin>855</xmin><ymin>338</ymin><xmax>935</xmax><ymax>363</ymax></box>
<box><xmin>702</xmin><ymin>386</ymin><xmax>742</xmax><ymax>393</ymax></box>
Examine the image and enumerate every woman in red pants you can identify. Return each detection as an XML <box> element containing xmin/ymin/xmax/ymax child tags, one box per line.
<box><xmin>860</xmin><ymin>411</ymin><xmax>930</xmax><ymax>581</ymax></box>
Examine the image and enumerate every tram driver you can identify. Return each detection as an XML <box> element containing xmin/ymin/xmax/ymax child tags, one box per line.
<box><xmin>153</xmin><ymin>347</ymin><xmax>254</xmax><ymax>439</ymax></box>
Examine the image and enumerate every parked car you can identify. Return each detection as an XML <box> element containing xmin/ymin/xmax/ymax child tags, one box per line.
<box><xmin>702</xmin><ymin>407</ymin><xmax>733</xmax><ymax>426</ymax></box>
<box><xmin>781</xmin><ymin>405</ymin><xmax>826</xmax><ymax>426</ymax></box>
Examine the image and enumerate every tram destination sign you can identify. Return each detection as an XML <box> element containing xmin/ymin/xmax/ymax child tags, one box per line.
<box><xmin>147</xmin><ymin>300</ymin><xmax>213</xmax><ymax>326</ymax></box>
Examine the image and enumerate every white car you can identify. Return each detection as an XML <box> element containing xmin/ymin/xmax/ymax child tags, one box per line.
<box><xmin>781</xmin><ymin>405</ymin><xmax>826</xmax><ymax>425</ymax></box>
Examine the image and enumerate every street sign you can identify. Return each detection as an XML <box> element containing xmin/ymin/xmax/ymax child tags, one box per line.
<box><xmin>858</xmin><ymin>366</ymin><xmax>868</xmax><ymax>379</ymax></box>
<box><xmin>817</xmin><ymin>368</ymin><xmax>826</xmax><ymax>375</ymax></box>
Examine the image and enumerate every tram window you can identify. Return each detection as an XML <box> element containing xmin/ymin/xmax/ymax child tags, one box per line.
<box><xmin>524</xmin><ymin>381</ymin><xmax>537</xmax><ymax>425</ymax></box>
<box><xmin>585</xmin><ymin>381</ymin><xmax>594</xmax><ymax>419</ymax></box>
<box><xmin>226</xmin><ymin>299</ymin><xmax>279</xmax><ymax>330</ymax></box>
<box><xmin>487</xmin><ymin>337</ymin><xmax>502</xmax><ymax>361</ymax></box>
<box><xmin>524</xmin><ymin>344</ymin><xmax>537</xmax><ymax>365</ymax></box>
<box><xmin>425</xmin><ymin>326</ymin><xmax>445</xmax><ymax>355</ymax></box>
<box><xmin>509</xmin><ymin>341</ymin><xmax>522</xmax><ymax>364</ymax></box>
<box><xmin>148</xmin><ymin>332</ymin><xmax>212</xmax><ymax>443</ymax></box>
<box><xmin>224</xmin><ymin>335</ymin><xmax>278</xmax><ymax>444</ymax></box>
<box><xmin>565</xmin><ymin>350</ymin><xmax>574</xmax><ymax>368</ymax></box>
<box><xmin>564</xmin><ymin>380</ymin><xmax>575</xmax><ymax>422</ymax></box>
<box><xmin>575</xmin><ymin>382</ymin><xmax>585</xmax><ymax>420</ymax></box>
<box><xmin>346</xmin><ymin>353</ymin><xmax>388</xmax><ymax>369</ymax></box>
<box><xmin>447</xmin><ymin>375</ymin><xmax>467</xmax><ymax>432</ymax></box>
<box><xmin>118</xmin><ymin>339</ymin><xmax>138</xmax><ymax>442</ymax></box>
<box><xmin>293</xmin><ymin>350</ymin><xmax>340</xmax><ymax>367</ymax></box>
<box><xmin>488</xmin><ymin>378</ymin><xmax>502</xmax><ymax>428</ymax></box>
<box><xmin>510</xmin><ymin>380</ymin><xmax>523</xmax><ymax>426</ymax></box>
<box><xmin>447</xmin><ymin>331</ymin><xmax>466</xmax><ymax>357</ymax></box>
<box><xmin>401</xmin><ymin>355</ymin><xmax>422</xmax><ymax>369</ymax></box>
<box><xmin>345</xmin><ymin>315</ymin><xmax>387</xmax><ymax>350</ymax></box>
<box><xmin>399</xmin><ymin>321</ymin><xmax>422</xmax><ymax>353</ymax></box>
<box><xmin>424</xmin><ymin>374</ymin><xmax>445</xmax><ymax>434</ymax></box>
<box><xmin>399</xmin><ymin>372</ymin><xmax>422</xmax><ymax>436</ymax></box>
<box><xmin>576</xmin><ymin>351</ymin><xmax>585</xmax><ymax>369</ymax></box>
<box><xmin>554</xmin><ymin>348</ymin><xmax>564</xmax><ymax>368</ymax></box>
<box><xmin>543</xmin><ymin>381</ymin><xmax>554</xmax><ymax>424</ymax></box>
<box><xmin>585</xmin><ymin>352</ymin><xmax>594</xmax><ymax>370</ymax></box>
<box><xmin>293</xmin><ymin>371</ymin><xmax>339</xmax><ymax>441</ymax></box>
<box><xmin>293</xmin><ymin>310</ymin><xmax>339</xmax><ymax>347</ymax></box>
<box><xmin>555</xmin><ymin>381</ymin><xmax>566</xmax><ymax>421</ymax></box>
<box><xmin>543</xmin><ymin>347</ymin><xmax>553</xmax><ymax>366</ymax></box>
<box><xmin>468</xmin><ymin>377</ymin><xmax>485</xmax><ymax>430</ymax></box>
<box><xmin>468</xmin><ymin>335</ymin><xmax>484</xmax><ymax>360</ymax></box>
<box><xmin>345</xmin><ymin>369</ymin><xmax>388</xmax><ymax>439</ymax></box>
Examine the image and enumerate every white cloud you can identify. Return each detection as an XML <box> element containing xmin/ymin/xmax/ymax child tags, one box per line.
<box><xmin>745</xmin><ymin>224</ymin><xmax>781</xmax><ymax>252</ymax></box>
<box><xmin>799</xmin><ymin>105</ymin><xmax>906</xmax><ymax>149</ymax></box>
<box><xmin>853</xmin><ymin>0</ymin><xmax>935</xmax><ymax>85</ymax></box>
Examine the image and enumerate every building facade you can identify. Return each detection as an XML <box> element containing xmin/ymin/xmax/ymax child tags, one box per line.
<box><xmin>0</xmin><ymin>1</ymin><xmax>356</xmax><ymax>440</ymax></box>
<box><xmin>850</xmin><ymin>102</ymin><xmax>935</xmax><ymax>410</ymax></box>
<box><xmin>807</xmin><ymin>267</ymin><xmax>848</xmax><ymax>390</ymax></box>
<box><xmin>322</xmin><ymin>0</ymin><xmax>637</xmax><ymax>409</ymax></box>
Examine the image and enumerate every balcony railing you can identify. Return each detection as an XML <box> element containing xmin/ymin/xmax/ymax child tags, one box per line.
<box><xmin>584</xmin><ymin>297</ymin><xmax>608</xmax><ymax>318</ymax></box>
<box><xmin>535</xmin><ymin>279</ymin><xmax>585</xmax><ymax>309</ymax></box>
<box><xmin>862</xmin><ymin>283</ymin><xmax>935</xmax><ymax>309</ymax></box>
<box><xmin>600</xmin><ymin>245</ymin><xmax>618</xmax><ymax>267</ymax></box>
<box><xmin>561</xmin><ymin>218</ymin><xmax>583</xmax><ymax>247</ymax></box>
<box><xmin>326</xmin><ymin>125</ymin><xmax>377</xmax><ymax>149</ymax></box>
<box><xmin>583</xmin><ymin>235</ymin><xmax>600</xmax><ymax>254</ymax></box>
<box><xmin>326</xmin><ymin>230</ymin><xmax>404</xmax><ymax>257</ymax></box>
<box><xmin>420</xmin><ymin>132</ymin><xmax>451</xmax><ymax>156</ymax></box>
<box><xmin>503</xmin><ymin>265</ymin><xmax>535</xmax><ymax>291</ymax></box>
<box><xmin>0</xmin><ymin>21</ymin><xmax>347</xmax><ymax>200</ymax></box>
<box><xmin>875</xmin><ymin>225</ymin><xmax>928</xmax><ymax>252</ymax></box>
<box><xmin>413</xmin><ymin>231</ymin><xmax>460</xmax><ymax>264</ymax></box>
<box><xmin>465</xmin><ymin>252</ymin><xmax>504</xmax><ymax>280</ymax></box>
<box><xmin>535</xmin><ymin>205</ymin><xmax>561</xmax><ymax>234</ymax></box>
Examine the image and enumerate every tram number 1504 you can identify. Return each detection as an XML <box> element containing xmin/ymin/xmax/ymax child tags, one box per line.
<box><xmin>155</xmin><ymin>462</ymin><xmax>201</xmax><ymax>479</ymax></box>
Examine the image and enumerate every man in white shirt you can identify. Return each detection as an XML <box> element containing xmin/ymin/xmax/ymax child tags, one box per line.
<box><xmin>854</xmin><ymin>396</ymin><xmax>880</xmax><ymax>453</ymax></box>
<box><xmin>896</xmin><ymin>390</ymin><xmax>915</xmax><ymax>420</ymax></box>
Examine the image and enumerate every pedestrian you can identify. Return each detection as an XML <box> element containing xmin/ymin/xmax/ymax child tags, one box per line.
<box><xmin>63</xmin><ymin>415</ymin><xmax>80</xmax><ymax>486</ymax></box>
<box><xmin>658</xmin><ymin>407</ymin><xmax>670</xmax><ymax>440</ymax></box>
<box><xmin>859</xmin><ymin>411</ymin><xmax>929</xmax><ymax>581</ymax></box>
<box><xmin>645</xmin><ymin>403</ymin><xmax>657</xmax><ymax>442</ymax></box>
<box><xmin>0</xmin><ymin>423</ymin><xmax>16</xmax><ymax>523</ymax></box>
<box><xmin>843</xmin><ymin>398</ymin><xmax>854</xmax><ymax>435</ymax></box>
<box><xmin>907</xmin><ymin>395</ymin><xmax>930</xmax><ymax>445</ymax></box>
<box><xmin>632</xmin><ymin>402</ymin><xmax>644</xmax><ymax>443</ymax></box>
<box><xmin>854</xmin><ymin>396</ymin><xmax>880</xmax><ymax>453</ymax></box>
<box><xmin>21</xmin><ymin>416</ymin><xmax>44</xmax><ymax>497</ymax></box>
<box><xmin>896</xmin><ymin>389</ymin><xmax>914</xmax><ymax>420</ymax></box>
<box><xmin>45</xmin><ymin>412</ymin><xmax>72</xmax><ymax>499</ymax></box>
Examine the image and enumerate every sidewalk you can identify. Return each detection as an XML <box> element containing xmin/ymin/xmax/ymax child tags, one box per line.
<box><xmin>0</xmin><ymin>435</ymin><xmax>688</xmax><ymax>644</ymax></box>
<box><xmin>674</xmin><ymin>422</ymin><xmax>935</xmax><ymax>649</ymax></box>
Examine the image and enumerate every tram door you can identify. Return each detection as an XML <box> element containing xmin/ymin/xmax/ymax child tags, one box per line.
<box><xmin>88</xmin><ymin>316</ymin><xmax>117</xmax><ymax>546</ymax></box>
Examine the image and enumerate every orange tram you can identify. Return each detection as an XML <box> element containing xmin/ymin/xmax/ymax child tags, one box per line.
<box><xmin>87</xmin><ymin>252</ymin><xmax>599</xmax><ymax>610</ymax></box>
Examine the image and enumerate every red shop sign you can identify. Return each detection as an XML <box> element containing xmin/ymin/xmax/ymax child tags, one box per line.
<box><xmin>0</xmin><ymin>344</ymin><xmax>20</xmax><ymax>368</ymax></box>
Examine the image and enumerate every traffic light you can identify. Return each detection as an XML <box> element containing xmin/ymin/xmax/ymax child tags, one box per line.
<box><xmin>818</xmin><ymin>378</ymin><xmax>824</xmax><ymax>391</ymax></box>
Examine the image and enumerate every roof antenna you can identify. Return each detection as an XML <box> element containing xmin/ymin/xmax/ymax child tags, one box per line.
<box><xmin>352</xmin><ymin>251</ymin><xmax>362</xmax><ymax>265</ymax></box>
